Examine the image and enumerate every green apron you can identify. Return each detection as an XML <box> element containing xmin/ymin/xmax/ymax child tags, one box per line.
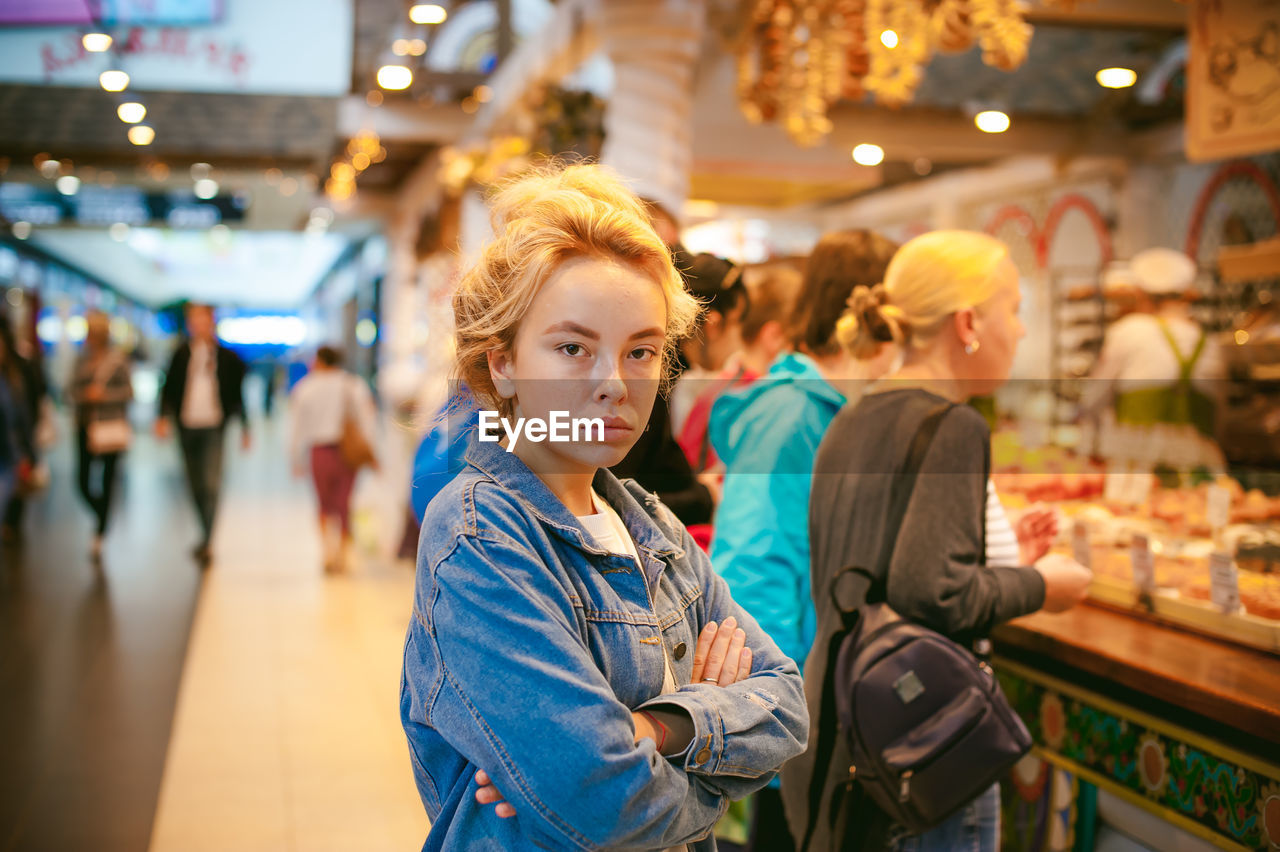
<box><xmin>1112</xmin><ymin>319</ymin><xmax>1215</xmax><ymax>438</ymax></box>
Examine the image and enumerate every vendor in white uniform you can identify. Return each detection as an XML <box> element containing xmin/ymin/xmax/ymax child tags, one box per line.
<box><xmin>1081</xmin><ymin>247</ymin><xmax>1225</xmax><ymax>472</ymax></box>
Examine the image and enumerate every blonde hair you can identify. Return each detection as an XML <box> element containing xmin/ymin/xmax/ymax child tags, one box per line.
<box><xmin>837</xmin><ymin>230</ymin><xmax>1010</xmax><ymax>359</ymax></box>
<box><xmin>452</xmin><ymin>162</ymin><xmax>700</xmax><ymax>419</ymax></box>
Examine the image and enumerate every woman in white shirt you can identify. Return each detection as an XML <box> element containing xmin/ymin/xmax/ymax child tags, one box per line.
<box><xmin>289</xmin><ymin>345</ymin><xmax>379</xmax><ymax>573</ymax></box>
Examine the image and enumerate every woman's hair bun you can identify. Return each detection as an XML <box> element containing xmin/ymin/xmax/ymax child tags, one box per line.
<box><xmin>837</xmin><ymin>283</ymin><xmax>902</xmax><ymax>359</ymax></box>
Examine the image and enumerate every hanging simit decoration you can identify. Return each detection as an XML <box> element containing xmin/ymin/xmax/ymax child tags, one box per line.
<box><xmin>735</xmin><ymin>0</ymin><xmax>1035</xmax><ymax>146</ymax></box>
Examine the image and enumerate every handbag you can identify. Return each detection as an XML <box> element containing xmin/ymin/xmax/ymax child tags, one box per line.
<box><xmin>800</xmin><ymin>403</ymin><xmax>1032</xmax><ymax>848</ymax></box>
<box><xmin>86</xmin><ymin>355</ymin><xmax>132</xmax><ymax>455</ymax></box>
<box><xmin>338</xmin><ymin>376</ymin><xmax>376</xmax><ymax>470</ymax></box>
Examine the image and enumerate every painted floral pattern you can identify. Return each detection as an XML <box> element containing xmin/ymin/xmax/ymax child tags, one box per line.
<box><xmin>998</xmin><ymin>667</ymin><xmax>1278</xmax><ymax>850</ymax></box>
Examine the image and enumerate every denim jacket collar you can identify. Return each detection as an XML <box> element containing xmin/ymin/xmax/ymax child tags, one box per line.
<box><xmin>463</xmin><ymin>437</ymin><xmax>685</xmax><ymax>566</ymax></box>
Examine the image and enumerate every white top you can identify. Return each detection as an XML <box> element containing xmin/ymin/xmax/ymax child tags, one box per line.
<box><xmin>181</xmin><ymin>341</ymin><xmax>223</xmax><ymax>429</ymax></box>
<box><xmin>985</xmin><ymin>481</ymin><xmax>1021</xmax><ymax>569</ymax></box>
<box><xmin>1081</xmin><ymin>311</ymin><xmax>1223</xmax><ymax>413</ymax></box>
<box><xmin>288</xmin><ymin>370</ymin><xmax>378</xmax><ymax>467</ymax></box>
<box><xmin>575</xmin><ymin>490</ymin><xmax>685</xmax><ymax>852</ymax></box>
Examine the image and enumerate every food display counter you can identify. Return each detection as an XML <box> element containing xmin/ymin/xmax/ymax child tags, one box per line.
<box><xmin>988</xmin><ymin>438</ymin><xmax>1280</xmax><ymax>851</ymax></box>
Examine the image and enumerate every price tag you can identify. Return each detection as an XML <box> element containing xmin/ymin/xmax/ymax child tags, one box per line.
<box><xmin>1209</xmin><ymin>551</ymin><xmax>1240</xmax><ymax>614</ymax></box>
<box><xmin>1130</xmin><ymin>534</ymin><xmax>1155</xmax><ymax>595</ymax></box>
<box><xmin>1207</xmin><ymin>485</ymin><xmax>1231</xmax><ymax>532</ymax></box>
<box><xmin>1072</xmin><ymin>521</ymin><xmax>1092</xmax><ymax>570</ymax></box>
<box><xmin>1104</xmin><ymin>467</ymin><xmax>1127</xmax><ymax>503</ymax></box>
<box><xmin>1129</xmin><ymin>471</ymin><xmax>1155</xmax><ymax>507</ymax></box>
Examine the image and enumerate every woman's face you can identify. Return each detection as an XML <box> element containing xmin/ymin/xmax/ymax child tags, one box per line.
<box><xmin>964</xmin><ymin>259</ymin><xmax>1025</xmax><ymax>393</ymax></box>
<box><xmin>489</xmin><ymin>256</ymin><xmax>668</xmax><ymax>475</ymax></box>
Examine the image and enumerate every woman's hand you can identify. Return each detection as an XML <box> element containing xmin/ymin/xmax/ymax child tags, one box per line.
<box><xmin>474</xmin><ymin>769</ymin><xmax>516</xmax><ymax>819</ymax></box>
<box><xmin>690</xmin><ymin>616</ymin><xmax>752</xmax><ymax>687</ymax></box>
<box><xmin>1015</xmin><ymin>505</ymin><xmax>1058</xmax><ymax>566</ymax></box>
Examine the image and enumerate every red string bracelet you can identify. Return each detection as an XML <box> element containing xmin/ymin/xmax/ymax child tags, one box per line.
<box><xmin>639</xmin><ymin>710</ymin><xmax>667</xmax><ymax>752</ymax></box>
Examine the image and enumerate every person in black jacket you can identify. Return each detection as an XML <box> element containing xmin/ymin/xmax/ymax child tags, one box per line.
<box><xmin>610</xmin><ymin>249</ymin><xmax>747</xmax><ymax>525</ymax></box>
<box><xmin>155</xmin><ymin>303</ymin><xmax>250</xmax><ymax>566</ymax></box>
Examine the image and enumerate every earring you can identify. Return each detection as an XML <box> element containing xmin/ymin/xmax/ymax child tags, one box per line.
<box><xmin>965</xmin><ymin>340</ymin><xmax>981</xmax><ymax>355</ymax></box>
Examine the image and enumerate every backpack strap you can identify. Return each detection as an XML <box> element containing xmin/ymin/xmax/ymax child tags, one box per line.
<box><xmin>799</xmin><ymin>401</ymin><xmax>954</xmax><ymax>851</ymax></box>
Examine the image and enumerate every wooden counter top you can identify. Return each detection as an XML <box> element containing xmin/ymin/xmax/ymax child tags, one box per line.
<box><xmin>992</xmin><ymin>603</ymin><xmax>1280</xmax><ymax>746</ymax></box>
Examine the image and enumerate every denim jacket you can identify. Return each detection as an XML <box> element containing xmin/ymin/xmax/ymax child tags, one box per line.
<box><xmin>400</xmin><ymin>437</ymin><xmax>808</xmax><ymax>851</ymax></box>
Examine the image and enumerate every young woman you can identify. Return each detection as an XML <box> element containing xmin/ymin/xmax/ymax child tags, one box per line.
<box><xmin>288</xmin><ymin>345</ymin><xmax>379</xmax><ymax>573</ymax></box>
<box><xmin>780</xmin><ymin>231</ymin><xmax>1091</xmax><ymax>851</ymax></box>
<box><xmin>70</xmin><ymin>312</ymin><xmax>134</xmax><ymax>560</ymax></box>
<box><xmin>399</xmin><ymin>164</ymin><xmax>808</xmax><ymax>852</ymax></box>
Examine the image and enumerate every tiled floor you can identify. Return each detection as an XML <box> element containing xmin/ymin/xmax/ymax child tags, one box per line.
<box><xmin>0</xmin><ymin>411</ymin><xmax>428</xmax><ymax>852</ymax></box>
<box><xmin>148</xmin><ymin>417</ymin><xmax>428</xmax><ymax>852</ymax></box>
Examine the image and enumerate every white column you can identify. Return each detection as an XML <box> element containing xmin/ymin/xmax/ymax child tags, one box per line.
<box><xmin>597</xmin><ymin>0</ymin><xmax>704</xmax><ymax>215</ymax></box>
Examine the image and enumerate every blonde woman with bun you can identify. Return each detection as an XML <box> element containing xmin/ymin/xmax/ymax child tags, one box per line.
<box><xmin>781</xmin><ymin>231</ymin><xmax>1091</xmax><ymax>852</ymax></box>
<box><xmin>399</xmin><ymin>163</ymin><xmax>808</xmax><ymax>852</ymax></box>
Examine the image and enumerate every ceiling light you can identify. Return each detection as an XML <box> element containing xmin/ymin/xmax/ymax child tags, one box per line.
<box><xmin>377</xmin><ymin>64</ymin><xmax>413</xmax><ymax>90</ymax></box>
<box><xmin>880</xmin><ymin>30</ymin><xmax>898</xmax><ymax>49</ymax></box>
<box><xmin>407</xmin><ymin>38</ymin><xmax>427</xmax><ymax>56</ymax></box>
<box><xmin>852</xmin><ymin>143</ymin><xmax>884</xmax><ymax>166</ymax></box>
<box><xmin>38</xmin><ymin>158</ymin><xmax>61</xmax><ymax>178</ymax></box>
<box><xmin>12</xmin><ymin>221</ymin><xmax>31</xmax><ymax>240</ymax></box>
<box><xmin>409</xmin><ymin>4</ymin><xmax>447</xmax><ymax>25</ymax></box>
<box><xmin>109</xmin><ymin>222</ymin><xmax>130</xmax><ymax>242</ymax></box>
<box><xmin>392</xmin><ymin>39</ymin><xmax>410</xmax><ymax>56</ymax></box>
<box><xmin>99</xmin><ymin>69</ymin><xmax>129</xmax><ymax>92</ymax></box>
<box><xmin>117</xmin><ymin>101</ymin><xmax>146</xmax><ymax>123</ymax></box>
<box><xmin>1096</xmin><ymin>67</ymin><xmax>1137</xmax><ymax>89</ymax></box>
<box><xmin>56</xmin><ymin>175</ymin><xmax>81</xmax><ymax>195</ymax></box>
<box><xmin>975</xmin><ymin>110</ymin><xmax>1010</xmax><ymax>133</ymax></box>
<box><xmin>194</xmin><ymin>178</ymin><xmax>219</xmax><ymax>199</ymax></box>
<box><xmin>127</xmin><ymin>125</ymin><xmax>155</xmax><ymax>146</ymax></box>
<box><xmin>82</xmin><ymin>32</ymin><xmax>112</xmax><ymax>52</ymax></box>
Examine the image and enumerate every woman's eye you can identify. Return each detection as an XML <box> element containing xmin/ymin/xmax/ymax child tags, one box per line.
<box><xmin>558</xmin><ymin>343</ymin><xmax>586</xmax><ymax>357</ymax></box>
<box><xmin>629</xmin><ymin>347</ymin><xmax>658</xmax><ymax>361</ymax></box>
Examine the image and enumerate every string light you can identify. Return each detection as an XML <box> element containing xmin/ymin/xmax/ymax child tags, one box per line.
<box><xmin>852</xmin><ymin>143</ymin><xmax>884</xmax><ymax>166</ymax></box>
<box><xmin>975</xmin><ymin>110</ymin><xmax>1010</xmax><ymax>133</ymax></box>
<box><xmin>99</xmin><ymin>70</ymin><xmax>129</xmax><ymax>92</ymax></box>
<box><xmin>82</xmin><ymin>32</ymin><xmax>112</xmax><ymax>52</ymax></box>
<box><xmin>117</xmin><ymin>102</ymin><xmax>146</xmax><ymax>123</ymax></box>
<box><xmin>128</xmin><ymin>125</ymin><xmax>155</xmax><ymax>145</ymax></box>
<box><xmin>377</xmin><ymin>65</ymin><xmax>413</xmax><ymax>90</ymax></box>
<box><xmin>1096</xmin><ymin>67</ymin><xmax>1137</xmax><ymax>89</ymax></box>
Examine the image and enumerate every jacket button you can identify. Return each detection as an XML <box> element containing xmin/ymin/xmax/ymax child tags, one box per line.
<box><xmin>673</xmin><ymin>642</ymin><xmax>687</xmax><ymax>660</ymax></box>
<box><xmin>695</xmin><ymin>747</ymin><xmax>712</xmax><ymax>763</ymax></box>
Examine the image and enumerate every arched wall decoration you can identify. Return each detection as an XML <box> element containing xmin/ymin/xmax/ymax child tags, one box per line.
<box><xmin>1036</xmin><ymin>193</ymin><xmax>1113</xmax><ymax>270</ymax></box>
<box><xmin>984</xmin><ymin>204</ymin><xmax>1040</xmax><ymax>245</ymax></box>
<box><xmin>1184</xmin><ymin>160</ymin><xmax>1280</xmax><ymax>261</ymax></box>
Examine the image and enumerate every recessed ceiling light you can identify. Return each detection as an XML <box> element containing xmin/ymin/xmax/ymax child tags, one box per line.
<box><xmin>409</xmin><ymin>4</ymin><xmax>447</xmax><ymax>25</ymax></box>
<box><xmin>1096</xmin><ymin>67</ymin><xmax>1138</xmax><ymax>89</ymax></box>
<box><xmin>852</xmin><ymin>143</ymin><xmax>884</xmax><ymax>166</ymax></box>
<box><xmin>975</xmin><ymin>110</ymin><xmax>1010</xmax><ymax>133</ymax></box>
<box><xmin>377</xmin><ymin>65</ymin><xmax>413</xmax><ymax>90</ymax></box>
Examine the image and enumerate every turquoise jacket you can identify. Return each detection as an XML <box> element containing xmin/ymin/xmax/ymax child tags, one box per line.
<box><xmin>708</xmin><ymin>353</ymin><xmax>845</xmax><ymax>672</ymax></box>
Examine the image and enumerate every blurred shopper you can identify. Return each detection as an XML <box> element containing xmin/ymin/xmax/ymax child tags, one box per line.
<box><xmin>680</xmin><ymin>265</ymin><xmax>802</xmax><ymax>473</ymax></box>
<box><xmin>0</xmin><ymin>317</ymin><xmax>36</xmax><ymax>539</ymax></box>
<box><xmin>708</xmin><ymin>230</ymin><xmax>897</xmax><ymax>852</ymax></box>
<box><xmin>0</xmin><ymin>317</ymin><xmax>47</xmax><ymax>542</ymax></box>
<box><xmin>783</xmin><ymin>231</ymin><xmax>1091</xmax><ymax>851</ymax></box>
<box><xmin>610</xmin><ymin>249</ymin><xmax>748</xmax><ymax>526</ymax></box>
<box><xmin>409</xmin><ymin>384</ymin><xmax>477</xmax><ymax>524</ymax></box>
<box><xmin>1081</xmin><ymin>247</ymin><xmax>1224</xmax><ymax>472</ymax></box>
<box><xmin>401</xmin><ymin>164</ymin><xmax>807</xmax><ymax>851</ymax></box>
<box><xmin>155</xmin><ymin>303</ymin><xmax>249</xmax><ymax>567</ymax></box>
<box><xmin>289</xmin><ymin>345</ymin><xmax>378</xmax><ymax>574</ymax></box>
<box><xmin>70</xmin><ymin>312</ymin><xmax>133</xmax><ymax>561</ymax></box>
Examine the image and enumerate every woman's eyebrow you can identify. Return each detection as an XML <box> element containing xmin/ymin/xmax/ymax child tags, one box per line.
<box><xmin>542</xmin><ymin>321</ymin><xmax>599</xmax><ymax>339</ymax></box>
<box><xmin>629</xmin><ymin>327</ymin><xmax>664</xmax><ymax>340</ymax></box>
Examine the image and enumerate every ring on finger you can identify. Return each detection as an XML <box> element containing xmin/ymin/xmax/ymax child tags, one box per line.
<box><xmin>701</xmin><ymin>676</ymin><xmax>719</xmax><ymax>683</ymax></box>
